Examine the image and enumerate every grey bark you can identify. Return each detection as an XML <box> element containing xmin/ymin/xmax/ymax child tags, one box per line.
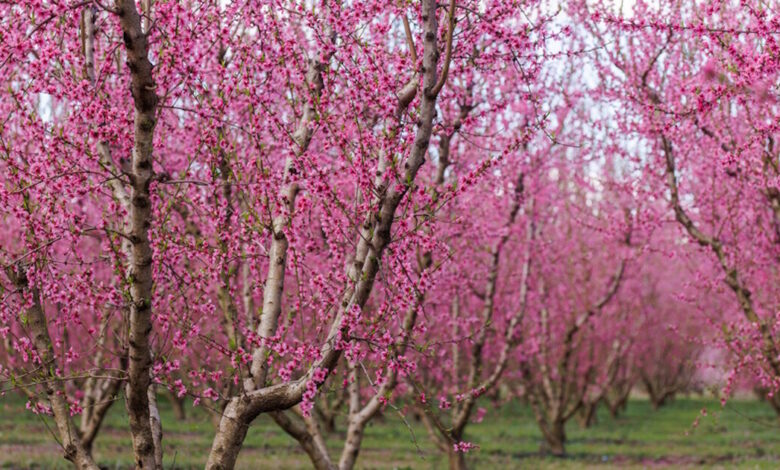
<box><xmin>116</xmin><ymin>0</ymin><xmax>161</xmax><ymax>467</ymax></box>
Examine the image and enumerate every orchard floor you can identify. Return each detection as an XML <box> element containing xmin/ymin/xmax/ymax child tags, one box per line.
<box><xmin>1</xmin><ymin>396</ymin><xmax>779</xmax><ymax>469</ymax></box>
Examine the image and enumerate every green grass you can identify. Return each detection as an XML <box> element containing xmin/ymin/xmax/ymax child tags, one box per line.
<box><xmin>1</xmin><ymin>395</ymin><xmax>779</xmax><ymax>468</ymax></box>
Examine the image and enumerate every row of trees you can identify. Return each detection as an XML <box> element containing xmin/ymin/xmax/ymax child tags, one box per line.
<box><xmin>0</xmin><ymin>0</ymin><xmax>777</xmax><ymax>469</ymax></box>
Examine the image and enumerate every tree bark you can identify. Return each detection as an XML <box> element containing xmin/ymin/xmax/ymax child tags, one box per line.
<box><xmin>606</xmin><ymin>392</ymin><xmax>629</xmax><ymax>418</ymax></box>
<box><xmin>7</xmin><ymin>270</ymin><xmax>100</xmax><ymax>470</ymax></box>
<box><xmin>576</xmin><ymin>401</ymin><xmax>598</xmax><ymax>428</ymax></box>
<box><xmin>80</xmin><ymin>374</ymin><xmax>122</xmax><ymax>454</ymax></box>
<box><xmin>148</xmin><ymin>382</ymin><xmax>163</xmax><ymax>468</ymax></box>
<box><xmin>206</xmin><ymin>384</ymin><xmax>313</xmax><ymax>469</ymax></box>
<box><xmin>540</xmin><ymin>420</ymin><xmax>566</xmax><ymax>456</ymax></box>
<box><xmin>116</xmin><ymin>0</ymin><xmax>161</xmax><ymax>467</ymax></box>
<box><xmin>643</xmin><ymin>376</ymin><xmax>674</xmax><ymax>410</ymax></box>
<box><xmin>271</xmin><ymin>410</ymin><xmax>335</xmax><ymax>470</ymax></box>
<box><xmin>447</xmin><ymin>448</ymin><xmax>468</xmax><ymax>470</ymax></box>
<box><xmin>314</xmin><ymin>399</ymin><xmax>339</xmax><ymax>434</ymax></box>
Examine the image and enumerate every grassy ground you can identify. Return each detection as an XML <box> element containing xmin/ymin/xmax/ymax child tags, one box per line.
<box><xmin>1</xmin><ymin>395</ymin><xmax>779</xmax><ymax>469</ymax></box>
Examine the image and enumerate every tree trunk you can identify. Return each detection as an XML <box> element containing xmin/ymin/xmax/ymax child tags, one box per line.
<box><xmin>447</xmin><ymin>448</ymin><xmax>468</xmax><ymax>470</ymax></box>
<box><xmin>540</xmin><ymin>420</ymin><xmax>566</xmax><ymax>456</ymax></box>
<box><xmin>607</xmin><ymin>396</ymin><xmax>627</xmax><ymax>418</ymax></box>
<box><xmin>168</xmin><ymin>390</ymin><xmax>186</xmax><ymax>421</ymax></box>
<box><xmin>577</xmin><ymin>402</ymin><xmax>598</xmax><ymax>428</ymax></box>
<box><xmin>322</xmin><ymin>414</ymin><xmax>336</xmax><ymax>434</ymax></box>
<box><xmin>271</xmin><ymin>411</ymin><xmax>335</xmax><ymax>470</ymax></box>
<box><xmin>313</xmin><ymin>408</ymin><xmax>335</xmax><ymax>434</ymax></box>
<box><xmin>80</xmin><ymin>375</ymin><xmax>122</xmax><ymax>455</ymax></box>
<box><xmin>338</xmin><ymin>419</ymin><xmax>364</xmax><ymax>470</ymax></box>
<box><xmin>116</xmin><ymin>0</ymin><xmax>161</xmax><ymax>467</ymax></box>
<box><xmin>607</xmin><ymin>387</ymin><xmax>630</xmax><ymax>418</ymax></box>
<box><xmin>649</xmin><ymin>390</ymin><xmax>673</xmax><ymax>410</ymax></box>
<box><xmin>149</xmin><ymin>383</ymin><xmax>163</xmax><ymax>469</ymax></box>
<box><xmin>206</xmin><ymin>399</ymin><xmax>251</xmax><ymax>470</ymax></box>
<box><xmin>6</xmin><ymin>270</ymin><xmax>100</xmax><ymax>470</ymax></box>
<box><xmin>644</xmin><ymin>378</ymin><xmax>665</xmax><ymax>410</ymax></box>
<box><xmin>650</xmin><ymin>394</ymin><xmax>661</xmax><ymax>410</ymax></box>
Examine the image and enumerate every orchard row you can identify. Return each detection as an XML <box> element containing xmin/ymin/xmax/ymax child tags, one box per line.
<box><xmin>0</xmin><ymin>1</ymin><xmax>778</xmax><ymax>469</ymax></box>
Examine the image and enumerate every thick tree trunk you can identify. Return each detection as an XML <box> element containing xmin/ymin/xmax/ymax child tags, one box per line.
<box><xmin>206</xmin><ymin>398</ymin><xmax>252</xmax><ymax>469</ymax></box>
<box><xmin>540</xmin><ymin>420</ymin><xmax>566</xmax><ymax>456</ymax></box>
<box><xmin>210</xmin><ymin>408</ymin><xmax>223</xmax><ymax>429</ymax></box>
<box><xmin>650</xmin><ymin>395</ymin><xmax>664</xmax><ymax>410</ymax></box>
